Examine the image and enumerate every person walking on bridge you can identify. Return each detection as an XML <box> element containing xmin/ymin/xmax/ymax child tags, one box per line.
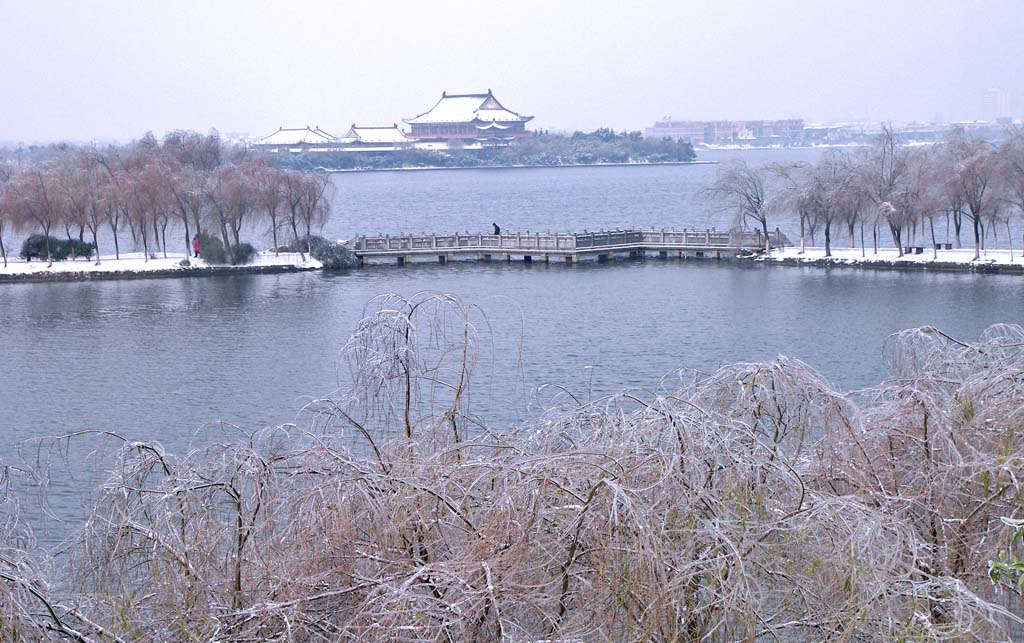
<box><xmin>492</xmin><ymin>222</ymin><xmax>501</xmax><ymax>235</ymax></box>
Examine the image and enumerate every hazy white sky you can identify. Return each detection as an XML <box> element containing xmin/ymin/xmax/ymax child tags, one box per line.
<box><xmin>1</xmin><ymin>0</ymin><xmax>1022</xmax><ymax>142</ymax></box>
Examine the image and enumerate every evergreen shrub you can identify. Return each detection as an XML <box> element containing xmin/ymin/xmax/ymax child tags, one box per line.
<box><xmin>197</xmin><ymin>232</ymin><xmax>227</xmax><ymax>264</ymax></box>
<box><xmin>281</xmin><ymin>235</ymin><xmax>357</xmax><ymax>269</ymax></box>
<box><xmin>20</xmin><ymin>235</ymin><xmax>95</xmax><ymax>261</ymax></box>
<box><xmin>230</xmin><ymin>242</ymin><xmax>256</xmax><ymax>265</ymax></box>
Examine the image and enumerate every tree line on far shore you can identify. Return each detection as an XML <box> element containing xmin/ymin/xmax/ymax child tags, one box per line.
<box><xmin>705</xmin><ymin>127</ymin><xmax>1024</xmax><ymax>260</ymax></box>
<box><xmin>276</xmin><ymin>128</ymin><xmax>698</xmax><ymax>171</ymax></box>
<box><xmin>0</xmin><ymin>131</ymin><xmax>334</xmax><ymax>267</ymax></box>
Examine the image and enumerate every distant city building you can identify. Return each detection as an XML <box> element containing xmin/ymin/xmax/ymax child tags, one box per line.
<box><xmin>643</xmin><ymin>113</ymin><xmax>1022</xmax><ymax>148</ymax></box>
<box><xmin>645</xmin><ymin>118</ymin><xmax>804</xmax><ymax>146</ymax></box>
<box><xmin>800</xmin><ymin>124</ymin><xmax>853</xmax><ymax>145</ymax></box>
<box><xmin>983</xmin><ymin>88</ymin><xmax>1012</xmax><ymax>122</ymax></box>
<box><xmin>404</xmin><ymin>90</ymin><xmax>533</xmax><ymax>145</ymax></box>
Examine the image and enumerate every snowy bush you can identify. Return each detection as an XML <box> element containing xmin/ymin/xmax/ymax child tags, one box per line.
<box><xmin>284</xmin><ymin>235</ymin><xmax>358</xmax><ymax>269</ymax></box>
<box><xmin>2</xmin><ymin>297</ymin><xmax>1024</xmax><ymax>642</ymax></box>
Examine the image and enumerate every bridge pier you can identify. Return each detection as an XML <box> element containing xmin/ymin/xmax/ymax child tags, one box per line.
<box><xmin>438</xmin><ymin>255</ymin><xmax>447</xmax><ymax>264</ymax></box>
<box><xmin>524</xmin><ymin>255</ymin><xmax>533</xmax><ymax>264</ymax></box>
<box><xmin>659</xmin><ymin>250</ymin><xmax>667</xmax><ymax>259</ymax></box>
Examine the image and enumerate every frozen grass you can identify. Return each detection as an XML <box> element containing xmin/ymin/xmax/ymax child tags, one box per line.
<box><xmin>1</xmin><ymin>294</ymin><xmax>1024</xmax><ymax>641</ymax></box>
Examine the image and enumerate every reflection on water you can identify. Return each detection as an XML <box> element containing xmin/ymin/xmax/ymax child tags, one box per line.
<box><xmin>2</xmin><ymin>262</ymin><xmax>1020</xmax><ymax>457</ymax></box>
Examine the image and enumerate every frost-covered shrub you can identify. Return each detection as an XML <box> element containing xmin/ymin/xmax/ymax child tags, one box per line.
<box><xmin>284</xmin><ymin>235</ymin><xmax>358</xmax><ymax>269</ymax></box>
<box><xmin>4</xmin><ymin>303</ymin><xmax>1024</xmax><ymax>642</ymax></box>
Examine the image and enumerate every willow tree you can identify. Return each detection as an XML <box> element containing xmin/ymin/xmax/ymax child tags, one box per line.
<box><xmin>998</xmin><ymin>129</ymin><xmax>1024</xmax><ymax>253</ymax></box>
<box><xmin>704</xmin><ymin>159</ymin><xmax>773</xmax><ymax>251</ymax></box>
<box><xmin>769</xmin><ymin>161</ymin><xmax>816</xmax><ymax>253</ymax></box>
<box><xmin>8</xmin><ymin>165</ymin><xmax>61</xmax><ymax>265</ymax></box>
<box><xmin>944</xmin><ymin>135</ymin><xmax>999</xmax><ymax>261</ymax></box>
<box><xmin>806</xmin><ymin>150</ymin><xmax>856</xmax><ymax>257</ymax></box>
<box><xmin>282</xmin><ymin>170</ymin><xmax>333</xmax><ymax>259</ymax></box>
<box><xmin>0</xmin><ymin>164</ymin><xmax>10</xmax><ymax>266</ymax></box>
<box><xmin>75</xmin><ymin>151</ymin><xmax>113</xmax><ymax>265</ymax></box>
<box><xmin>255</xmin><ymin>164</ymin><xmax>287</xmax><ymax>256</ymax></box>
<box><xmin>858</xmin><ymin>124</ymin><xmax>911</xmax><ymax>255</ymax></box>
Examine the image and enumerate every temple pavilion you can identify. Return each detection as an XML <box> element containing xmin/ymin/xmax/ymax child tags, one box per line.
<box><xmin>403</xmin><ymin>90</ymin><xmax>533</xmax><ymax>144</ymax></box>
<box><xmin>252</xmin><ymin>126</ymin><xmax>341</xmax><ymax>152</ymax></box>
<box><xmin>336</xmin><ymin>124</ymin><xmax>414</xmax><ymax>151</ymax></box>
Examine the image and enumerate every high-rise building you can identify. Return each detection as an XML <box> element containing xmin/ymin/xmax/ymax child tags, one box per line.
<box><xmin>982</xmin><ymin>88</ymin><xmax>1011</xmax><ymax>122</ymax></box>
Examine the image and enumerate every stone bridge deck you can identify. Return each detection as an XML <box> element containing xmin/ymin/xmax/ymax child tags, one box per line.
<box><xmin>352</xmin><ymin>228</ymin><xmax>788</xmax><ymax>265</ymax></box>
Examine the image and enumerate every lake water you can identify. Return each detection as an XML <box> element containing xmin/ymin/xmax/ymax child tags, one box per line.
<box><xmin>326</xmin><ymin>148</ymin><xmax>824</xmax><ymax>241</ymax></box>
<box><xmin>1</xmin><ymin>148</ymin><xmax>1022</xmax><ymax>534</ymax></box>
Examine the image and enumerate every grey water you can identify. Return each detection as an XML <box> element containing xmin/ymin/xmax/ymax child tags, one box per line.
<box><xmin>1</xmin><ymin>148</ymin><xmax>1022</xmax><ymax>537</ymax></box>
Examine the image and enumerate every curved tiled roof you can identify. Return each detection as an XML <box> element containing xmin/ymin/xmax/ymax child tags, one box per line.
<box><xmin>404</xmin><ymin>90</ymin><xmax>532</xmax><ymax>125</ymax></box>
<box><xmin>339</xmin><ymin>124</ymin><xmax>413</xmax><ymax>144</ymax></box>
<box><xmin>256</xmin><ymin>126</ymin><xmax>336</xmax><ymax>146</ymax></box>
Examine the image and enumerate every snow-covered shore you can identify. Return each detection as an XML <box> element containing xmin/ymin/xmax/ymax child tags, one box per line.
<box><xmin>760</xmin><ymin>246</ymin><xmax>1024</xmax><ymax>272</ymax></box>
<box><xmin>0</xmin><ymin>251</ymin><xmax>322</xmax><ymax>283</ymax></box>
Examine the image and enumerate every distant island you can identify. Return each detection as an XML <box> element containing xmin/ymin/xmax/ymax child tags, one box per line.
<box><xmin>252</xmin><ymin>90</ymin><xmax>696</xmax><ymax>171</ymax></box>
<box><xmin>273</xmin><ymin>128</ymin><xmax>697</xmax><ymax>172</ymax></box>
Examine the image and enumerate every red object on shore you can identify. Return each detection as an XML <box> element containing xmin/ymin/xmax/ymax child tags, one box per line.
<box><xmin>192</xmin><ymin>236</ymin><xmax>200</xmax><ymax>257</ymax></box>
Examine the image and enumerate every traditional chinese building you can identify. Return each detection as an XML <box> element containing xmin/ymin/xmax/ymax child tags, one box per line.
<box><xmin>336</xmin><ymin>124</ymin><xmax>414</xmax><ymax>151</ymax></box>
<box><xmin>252</xmin><ymin>126</ymin><xmax>343</xmax><ymax>152</ymax></box>
<box><xmin>404</xmin><ymin>90</ymin><xmax>532</xmax><ymax>144</ymax></box>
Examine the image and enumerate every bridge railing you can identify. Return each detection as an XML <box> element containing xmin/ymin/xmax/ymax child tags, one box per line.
<box><xmin>574</xmin><ymin>230</ymin><xmax>643</xmax><ymax>248</ymax></box>
<box><xmin>352</xmin><ymin>228</ymin><xmax>787</xmax><ymax>253</ymax></box>
<box><xmin>354</xmin><ymin>233</ymin><xmax>579</xmax><ymax>252</ymax></box>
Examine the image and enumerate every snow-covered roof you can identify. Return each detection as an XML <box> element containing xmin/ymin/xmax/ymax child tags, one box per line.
<box><xmin>256</xmin><ymin>126</ymin><xmax>337</xmax><ymax>146</ymax></box>
<box><xmin>404</xmin><ymin>90</ymin><xmax>533</xmax><ymax>125</ymax></box>
<box><xmin>339</xmin><ymin>124</ymin><xmax>413</xmax><ymax>144</ymax></box>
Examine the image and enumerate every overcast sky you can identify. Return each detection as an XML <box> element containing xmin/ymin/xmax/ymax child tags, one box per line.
<box><xmin>1</xmin><ymin>0</ymin><xmax>1022</xmax><ymax>143</ymax></box>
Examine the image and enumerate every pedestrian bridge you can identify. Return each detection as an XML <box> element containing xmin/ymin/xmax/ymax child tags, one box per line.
<box><xmin>351</xmin><ymin>228</ymin><xmax>788</xmax><ymax>265</ymax></box>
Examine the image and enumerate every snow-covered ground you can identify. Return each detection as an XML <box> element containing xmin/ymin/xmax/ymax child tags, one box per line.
<box><xmin>762</xmin><ymin>246</ymin><xmax>1024</xmax><ymax>267</ymax></box>
<box><xmin>0</xmin><ymin>251</ymin><xmax>321</xmax><ymax>278</ymax></box>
